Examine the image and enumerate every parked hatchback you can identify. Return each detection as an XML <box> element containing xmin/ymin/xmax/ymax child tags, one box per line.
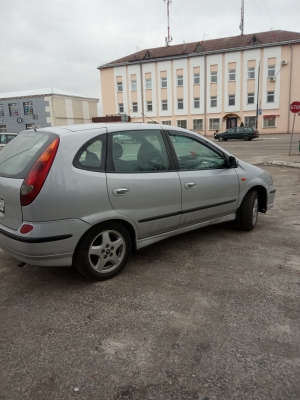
<box><xmin>0</xmin><ymin>124</ymin><xmax>275</xmax><ymax>280</ymax></box>
<box><xmin>214</xmin><ymin>127</ymin><xmax>259</xmax><ymax>141</ymax></box>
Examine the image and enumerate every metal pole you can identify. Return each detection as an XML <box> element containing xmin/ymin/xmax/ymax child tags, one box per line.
<box><xmin>287</xmin><ymin>44</ymin><xmax>293</xmax><ymax>133</ymax></box>
<box><xmin>256</xmin><ymin>60</ymin><xmax>261</xmax><ymax>129</ymax></box>
<box><xmin>204</xmin><ymin>54</ymin><xmax>207</xmax><ymax>136</ymax></box>
<box><xmin>288</xmin><ymin>113</ymin><xmax>296</xmax><ymax>155</ymax></box>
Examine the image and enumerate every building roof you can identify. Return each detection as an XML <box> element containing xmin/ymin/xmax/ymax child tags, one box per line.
<box><xmin>0</xmin><ymin>88</ymin><xmax>99</xmax><ymax>101</ymax></box>
<box><xmin>99</xmin><ymin>30</ymin><xmax>300</xmax><ymax>69</ymax></box>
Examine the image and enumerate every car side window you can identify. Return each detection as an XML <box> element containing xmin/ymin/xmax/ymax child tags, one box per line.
<box><xmin>169</xmin><ymin>133</ymin><xmax>226</xmax><ymax>170</ymax></box>
<box><xmin>111</xmin><ymin>130</ymin><xmax>170</xmax><ymax>172</ymax></box>
<box><xmin>0</xmin><ymin>135</ymin><xmax>6</xmax><ymax>144</ymax></box>
<box><xmin>74</xmin><ymin>136</ymin><xmax>105</xmax><ymax>171</ymax></box>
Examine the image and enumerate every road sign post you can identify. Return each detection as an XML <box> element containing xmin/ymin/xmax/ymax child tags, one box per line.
<box><xmin>289</xmin><ymin>101</ymin><xmax>300</xmax><ymax>155</ymax></box>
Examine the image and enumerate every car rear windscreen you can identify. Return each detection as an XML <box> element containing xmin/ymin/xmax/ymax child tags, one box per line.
<box><xmin>0</xmin><ymin>131</ymin><xmax>56</xmax><ymax>178</ymax></box>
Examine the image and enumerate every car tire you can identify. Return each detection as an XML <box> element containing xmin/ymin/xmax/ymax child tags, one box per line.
<box><xmin>238</xmin><ymin>190</ymin><xmax>258</xmax><ymax>231</ymax></box>
<box><xmin>74</xmin><ymin>222</ymin><xmax>132</xmax><ymax>280</ymax></box>
<box><xmin>223</xmin><ymin>138</ymin><xmax>228</xmax><ymax>141</ymax></box>
<box><xmin>218</xmin><ymin>137</ymin><xmax>224</xmax><ymax>142</ymax></box>
<box><xmin>243</xmin><ymin>135</ymin><xmax>249</xmax><ymax>141</ymax></box>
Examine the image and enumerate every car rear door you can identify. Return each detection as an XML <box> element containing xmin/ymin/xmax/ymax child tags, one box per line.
<box><xmin>168</xmin><ymin>131</ymin><xmax>240</xmax><ymax>227</ymax></box>
<box><xmin>106</xmin><ymin>128</ymin><xmax>181</xmax><ymax>239</ymax></box>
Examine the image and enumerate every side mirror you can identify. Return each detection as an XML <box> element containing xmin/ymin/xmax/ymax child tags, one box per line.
<box><xmin>228</xmin><ymin>156</ymin><xmax>238</xmax><ymax>168</ymax></box>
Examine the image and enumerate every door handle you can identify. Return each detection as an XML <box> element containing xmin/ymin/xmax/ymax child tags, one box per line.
<box><xmin>112</xmin><ymin>188</ymin><xmax>129</xmax><ymax>196</ymax></box>
<box><xmin>184</xmin><ymin>182</ymin><xmax>196</xmax><ymax>189</ymax></box>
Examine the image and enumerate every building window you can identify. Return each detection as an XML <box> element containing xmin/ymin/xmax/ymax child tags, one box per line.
<box><xmin>194</xmin><ymin>73</ymin><xmax>200</xmax><ymax>84</ymax></box>
<box><xmin>209</xmin><ymin>118</ymin><xmax>220</xmax><ymax>130</ymax></box>
<box><xmin>177</xmin><ymin>99</ymin><xmax>184</xmax><ymax>109</ymax></box>
<box><xmin>263</xmin><ymin>116</ymin><xmax>276</xmax><ymax>128</ymax></box>
<box><xmin>267</xmin><ymin>91</ymin><xmax>275</xmax><ymax>103</ymax></box>
<box><xmin>194</xmin><ymin>98</ymin><xmax>200</xmax><ymax>108</ymax></box>
<box><xmin>210</xmin><ymin>71</ymin><xmax>217</xmax><ymax>83</ymax></box>
<box><xmin>162</xmin><ymin>100</ymin><xmax>168</xmax><ymax>111</ymax></box>
<box><xmin>193</xmin><ymin>119</ymin><xmax>203</xmax><ymax>130</ymax></box>
<box><xmin>0</xmin><ymin>125</ymin><xmax>7</xmax><ymax>133</ymax></box>
<box><xmin>118</xmin><ymin>103</ymin><xmax>124</xmax><ymax>113</ymax></box>
<box><xmin>9</xmin><ymin>103</ymin><xmax>19</xmax><ymax>116</ymax></box>
<box><xmin>177</xmin><ymin>75</ymin><xmax>183</xmax><ymax>86</ymax></box>
<box><xmin>26</xmin><ymin>124</ymin><xmax>35</xmax><ymax>130</ymax></box>
<box><xmin>161</xmin><ymin>77</ymin><xmax>167</xmax><ymax>88</ymax></box>
<box><xmin>117</xmin><ymin>82</ymin><xmax>123</xmax><ymax>92</ymax></box>
<box><xmin>228</xmin><ymin>69</ymin><xmax>236</xmax><ymax>81</ymax></box>
<box><xmin>131</xmin><ymin>80</ymin><xmax>137</xmax><ymax>91</ymax></box>
<box><xmin>268</xmin><ymin>65</ymin><xmax>275</xmax><ymax>77</ymax></box>
<box><xmin>177</xmin><ymin>120</ymin><xmax>187</xmax><ymax>129</ymax></box>
<box><xmin>244</xmin><ymin>116</ymin><xmax>256</xmax><ymax>127</ymax></box>
<box><xmin>247</xmin><ymin>93</ymin><xmax>255</xmax><ymax>104</ymax></box>
<box><xmin>248</xmin><ymin>67</ymin><xmax>255</xmax><ymax>79</ymax></box>
<box><xmin>147</xmin><ymin>101</ymin><xmax>153</xmax><ymax>112</ymax></box>
<box><xmin>132</xmin><ymin>102</ymin><xmax>138</xmax><ymax>112</ymax></box>
<box><xmin>228</xmin><ymin>95</ymin><xmax>235</xmax><ymax>106</ymax></box>
<box><xmin>23</xmin><ymin>101</ymin><xmax>34</xmax><ymax>115</ymax></box>
<box><xmin>147</xmin><ymin>121</ymin><xmax>157</xmax><ymax>124</ymax></box>
<box><xmin>0</xmin><ymin>104</ymin><xmax>4</xmax><ymax>117</ymax></box>
<box><xmin>145</xmin><ymin>79</ymin><xmax>152</xmax><ymax>89</ymax></box>
<box><xmin>162</xmin><ymin>120</ymin><xmax>171</xmax><ymax>125</ymax></box>
<box><xmin>210</xmin><ymin>96</ymin><xmax>217</xmax><ymax>107</ymax></box>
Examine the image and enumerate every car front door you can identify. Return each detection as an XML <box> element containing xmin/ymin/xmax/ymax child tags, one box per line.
<box><xmin>106</xmin><ymin>129</ymin><xmax>181</xmax><ymax>239</ymax></box>
<box><xmin>168</xmin><ymin>132</ymin><xmax>240</xmax><ymax>227</ymax></box>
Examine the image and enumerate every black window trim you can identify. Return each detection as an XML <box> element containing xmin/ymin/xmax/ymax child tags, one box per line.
<box><xmin>73</xmin><ymin>133</ymin><xmax>106</xmax><ymax>172</ymax></box>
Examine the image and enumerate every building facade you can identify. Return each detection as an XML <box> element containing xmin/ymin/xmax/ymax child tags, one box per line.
<box><xmin>98</xmin><ymin>30</ymin><xmax>300</xmax><ymax>135</ymax></box>
<box><xmin>0</xmin><ymin>88</ymin><xmax>98</xmax><ymax>133</ymax></box>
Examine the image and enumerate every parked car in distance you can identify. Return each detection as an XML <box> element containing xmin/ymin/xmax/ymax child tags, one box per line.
<box><xmin>0</xmin><ymin>123</ymin><xmax>275</xmax><ymax>281</ymax></box>
<box><xmin>0</xmin><ymin>133</ymin><xmax>18</xmax><ymax>149</ymax></box>
<box><xmin>214</xmin><ymin>127</ymin><xmax>259</xmax><ymax>141</ymax></box>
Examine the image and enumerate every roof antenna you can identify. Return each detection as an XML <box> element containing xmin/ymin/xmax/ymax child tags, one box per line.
<box><xmin>239</xmin><ymin>0</ymin><xmax>244</xmax><ymax>35</ymax></box>
<box><xmin>164</xmin><ymin>0</ymin><xmax>173</xmax><ymax>46</ymax></box>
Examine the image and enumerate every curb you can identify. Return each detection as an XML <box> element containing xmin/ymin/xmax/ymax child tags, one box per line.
<box><xmin>263</xmin><ymin>161</ymin><xmax>300</xmax><ymax>168</ymax></box>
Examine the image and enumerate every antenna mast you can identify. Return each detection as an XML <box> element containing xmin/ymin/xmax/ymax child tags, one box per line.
<box><xmin>164</xmin><ymin>0</ymin><xmax>173</xmax><ymax>46</ymax></box>
<box><xmin>239</xmin><ymin>0</ymin><xmax>244</xmax><ymax>35</ymax></box>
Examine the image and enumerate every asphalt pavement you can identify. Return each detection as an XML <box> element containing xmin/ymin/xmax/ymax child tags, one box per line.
<box><xmin>1</xmin><ymin>134</ymin><xmax>300</xmax><ymax>400</ymax></box>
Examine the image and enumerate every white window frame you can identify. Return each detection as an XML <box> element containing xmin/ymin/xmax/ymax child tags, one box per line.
<box><xmin>247</xmin><ymin>93</ymin><xmax>255</xmax><ymax>104</ymax></box>
<box><xmin>193</xmin><ymin>119</ymin><xmax>203</xmax><ymax>130</ymax></box>
<box><xmin>177</xmin><ymin>75</ymin><xmax>183</xmax><ymax>86</ymax></box>
<box><xmin>117</xmin><ymin>82</ymin><xmax>123</xmax><ymax>92</ymax></box>
<box><xmin>161</xmin><ymin>100</ymin><xmax>168</xmax><ymax>111</ymax></box>
<box><xmin>118</xmin><ymin>103</ymin><xmax>124</xmax><ymax>113</ymax></box>
<box><xmin>0</xmin><ymin>125</ymin><xmax>7</xmax><ymax>133</ymax></box>
<box><xmin>0</xmin><ymin>104</ymin><xmax>4</xmax><ymax>117</ymax></box>
<box><xmin>146</xmin><ymin>101</ymin><xmax>153</xmax><ymax>112</ymax></box>
<box><xmin>161</xmin><ymin>77</ymin><xmax>167</xmax><ymax>88</ymax></box>
<box><xmin>131</xmin><ymin>80</ymin><xmax>137</xmax><ymax>91</ymax></box>
<box><xmin>145</xmin><ymin>78</ymin><xmax>152</xmax><ymax>89</ymax></box>
<box><xmin>209</xmin><ymin>118</ymin><xmax>220</xmax><ymax>130</ymax></box>
<box><xmin>132</xmin><ymin>102</ymin><xmax>138</xmax><ymax>112</ymax></box>
<box><xmin>228</xmin><ymin>69</ymin><xmax>236</xmax><ymax>81</ymax></box>
<box><xmin>268</xmin><ymin>65</ymin><xmax>276</xmax><ymax>77</ymax></box>
<box><xmin>194</xmin><ymin>98</ymin><xmax>200</xmax><ymax>108</ymax></box>
<box><xmin>177</xmin><ymin>120</ymin><xmax>187</xmax><ymax>129</ymax></box>
<box><xmin>162</xmin><ymin>120</ymin><xmax>171</xmax><ymax>125</ymax></box>
<box><xmin>267</xmin><ymin>91</ymin><xmax>275</xmax><ymax>103</ymax></box>
<box><xmin>193</xmin><ymin>73</ymin><xmax>200</xmax><ymax>84</ymax></box>
<box><xmin>177</xmin><ymin>99</ymin><xmax>184</xmax><ymax>110</ymax></box>
<box><xmin>210</xmin><ymin>71</ymin><xmax>217</xmax><ymax>83</ymax></box>
<box><xmin>263</xmin><ymin>116</ymin><xmax>277</xmax><ymax>128</ymax></box>
<box><xmin>244</xmin><ymin>116</ymin><xmax>256</xmax><ymax>127</ymax></box>
<box><xmin>228</xmin><ymin>95</ymin><xmax>235</xmax><ymax>106</ymax></box>
<box><xmin>210</xmin><ymin>96</ymin><xmax>217</xmax><ymax>107</ymax></box>
<box><xmin>248</xmin><ymin>67</ymin><xmax>255</xmax><ymax>79</ymax></box>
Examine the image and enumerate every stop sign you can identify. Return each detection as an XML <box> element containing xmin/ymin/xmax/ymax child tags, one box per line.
<box><xmin>290</xmin><ymin>101</ymin><xmax>300</xmax><ymax>113</ymax></box>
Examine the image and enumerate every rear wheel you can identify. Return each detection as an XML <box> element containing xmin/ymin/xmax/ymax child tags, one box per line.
<box><xmin>243</xmin><ymin>135</ymin><xmax>249</xmax><ymax>141</ymax></box>
<box><xmin>74</xmin><ymin>222</ymin><xmax>132</xmax><ymax>280</ymax></box>
<box><xmin>238</xmin><ymin>190</ymin><xmax>258</xmax><ymax>231</ymax></box>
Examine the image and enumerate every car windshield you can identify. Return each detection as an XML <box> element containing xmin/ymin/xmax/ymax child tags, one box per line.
<box><xmin>0</xmin><ymin>131</ymin><xmax>55</xmax><ymax>178</ymax></box>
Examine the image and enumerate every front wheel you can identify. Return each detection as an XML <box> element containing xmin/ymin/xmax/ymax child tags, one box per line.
<box><xmin>74</xmin><ymin>222</ymin><xmax>132</xmax><ymax>280</ymax></box>
<box><xmin>238</xmin><ymin>190</ymin><xmax>258</xmax><ymax>231</ymax></box>
<box><xmin>218</xmin><ymin>137</ymin><xmax>224</xmax><ymax>142</ymax></box>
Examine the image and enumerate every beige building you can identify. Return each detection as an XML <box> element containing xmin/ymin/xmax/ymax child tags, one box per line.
<box><xmin>0</xmin><ymin>88</ymin><xmax>98</xmax><ymax>133</ymax></box>
<box><xmin>98</xmin><ymin>30</ymin><xmax>300</xmax><ymax>135</ymax></box>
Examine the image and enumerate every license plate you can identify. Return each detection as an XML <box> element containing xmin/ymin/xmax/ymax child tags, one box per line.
<box><xmin>0</xmin><ymin>198</ymin><xmax>4</xmax><ymax>214</ymax></box>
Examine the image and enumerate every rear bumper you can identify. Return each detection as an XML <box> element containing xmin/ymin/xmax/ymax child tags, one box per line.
<box><xmin>0</xmin><ymin>219</ymin><xmax>91</xmax><ymax>267</ymax></box>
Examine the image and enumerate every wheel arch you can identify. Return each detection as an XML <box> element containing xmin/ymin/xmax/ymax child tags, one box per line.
<box><xmin>243</xmin><ymin>185</ymin><xmax>267</xmax><ymax>213</ymax></box>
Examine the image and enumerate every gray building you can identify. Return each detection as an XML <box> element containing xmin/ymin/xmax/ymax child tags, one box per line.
<box><xmin>0</xmin><ymin>88</ymin><xmax>99</xmax><ymax>133</ymax></box>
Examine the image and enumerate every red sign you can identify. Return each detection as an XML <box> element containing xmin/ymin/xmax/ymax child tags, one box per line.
<box><xmin>290</xmin><ymin>101</ymin><xmax>300</xmax><ymax>113</ymax></box>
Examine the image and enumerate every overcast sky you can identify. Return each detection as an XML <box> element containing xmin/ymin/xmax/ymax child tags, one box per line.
<box><xmin>1</xmin><ymin>0</ymin><xmax>299</xmax><ymax>115</ymax></box>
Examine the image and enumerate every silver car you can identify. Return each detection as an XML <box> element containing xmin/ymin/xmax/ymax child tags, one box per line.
<box><xmin>0</xmin><ymin>123</ymin><xmax>276</xmax><ymax>280</ymax></box>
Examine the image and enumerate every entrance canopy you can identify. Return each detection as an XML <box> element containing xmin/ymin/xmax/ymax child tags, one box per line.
<box><xmin>222</xmin><ymin>113</ymin><xmax>240</xmax><ymax>120</ymax></box>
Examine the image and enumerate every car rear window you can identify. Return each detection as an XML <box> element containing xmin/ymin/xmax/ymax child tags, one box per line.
<box><xmin>0</xmin><ymin>131</ymin><xmax>56</xmax><ymax>178</ymax></box>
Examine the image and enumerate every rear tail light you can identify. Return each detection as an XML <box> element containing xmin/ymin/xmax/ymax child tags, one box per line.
<box><xmin>20</xmin><ymin>137</ymin><xmax>60</xmax><ymax>206</ymax></box>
